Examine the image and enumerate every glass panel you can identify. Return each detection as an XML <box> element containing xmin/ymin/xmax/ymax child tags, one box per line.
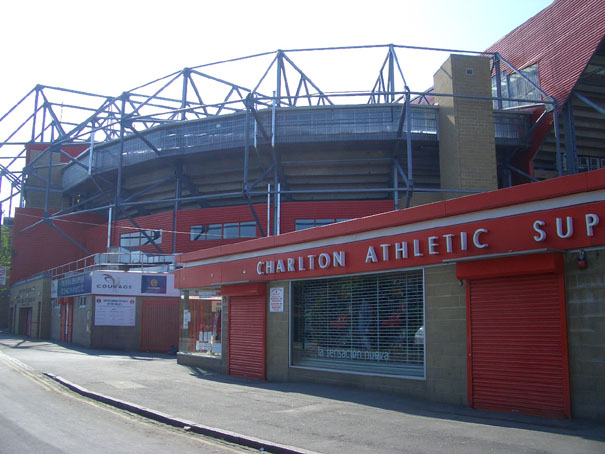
<box><xmin>239</xmin><ymin>222</ymin><xmax>256</xmax><ymax>238</ymax></box>
<box><xmin>120</xmin><ymin>232</ymin><xmax>139</xmax><ymax>247</ymax></box>
<box><xmin>295</xmin><ymin>220</ymin><xmax>315</xmax><ymax>231</ymax></box>
<box><xmin>190</xmin><ymin>225</ymin><xmax>205</xmax><ymax>241</ymax></box>
<box><xmin>206</xmin><ymin>224</ymin><xmax>222</xmax><ymax>240</ymax></box>
<box><xmin>315</xmin><ymin>219</ymin><xmax>335</xmax><ymax>227</ymax></box>
<box><xmin>181</xmin><ymin>297</ymin><xmax>222</xmax><ymax>357</ymax></box>
<box><xmin>141</xmin><ymin>230</ymin><xmax>162</xmax><ymax>245</ymax></box>
<box><xmin>223</xmin><ymin>223</ymin><xmax>239</xmax><ymax>239</ymax></box>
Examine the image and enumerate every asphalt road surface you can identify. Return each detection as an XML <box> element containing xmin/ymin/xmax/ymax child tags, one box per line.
<box><xmin>0</xmin><ymin>351</ymin><xmax>258</xmax><ymax>454</ymax></box>
<box><xmin>1</xmin><ymin>334</ymin><xmax>604</xmax><ymax>454</ymax></box>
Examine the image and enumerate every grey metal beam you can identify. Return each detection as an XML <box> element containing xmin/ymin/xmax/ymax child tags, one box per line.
<box><xmin>563</xmin><ymin>102</ymin><xmax>578</xmax><ymax>174</ymax></box>
<box><xmin>44</xmin><ymin>218</ymin><xmax>91</xmax><ymax>256</ymax></box>
<box><xmin>575</xmin><ymin>92</ymin><xmax>605</xmax><ymax>116</ymax></box>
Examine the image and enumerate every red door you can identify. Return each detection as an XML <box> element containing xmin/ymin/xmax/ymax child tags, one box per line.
<box><xmin>460</xmin><ymin>254</ymin><xmax>571</xmax><ymax>419</ymax></box>
<box><xmin>140</xmin><ymin>299</ymin><xmax>179</xmax><ymax>352</ymax></box>
<box><xmin>60</xmin><ymin>300</ymin><xmax>73</xmax><ymax>342</ymax></box>
<box><xmin>228</xmin><ymin>294</ymin><xmax>266</xmax><ymax>380</ymax></box>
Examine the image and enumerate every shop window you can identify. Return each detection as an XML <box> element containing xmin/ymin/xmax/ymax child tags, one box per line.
<box><xmin>295</xmin><ymin>218</ymin><xmax>349</xmax><ymax>231</ymax></box>
<box><xmin>78</xmin><ymin>296</ymin><xmax>86</xmax><ymax>308</ymax></box>
<box><xmin>291</xmin><ymin>269</ymin><xmax>424</xmax><ymax>378</ymax></box>
<box><xmin>182</xmin><ymin>297</ymin><xmax>222</xmax><ymax>356</ymax></box>
<box><xmin>190</xmin><ymin>222</ymin><xmax>256</xmax><ymax>241</ymax></box>
<box><xmin>120</xmin><ymin>229</ymin><xmax>162</xmax><ymax>247</ymax></box>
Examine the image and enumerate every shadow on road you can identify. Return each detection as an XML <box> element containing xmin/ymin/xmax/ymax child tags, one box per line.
<box><xmin>2</xmin><ymin>329</ymin><xmax>604</xmax><ymax>445</ymax></box>
<box><xmin>0</xmin><ymin>330</ymin><xmax>175</xmax><ymax>362</ymax></box>
<box><xmin>183</xmin><ymin>364</ymin><xmax>605</xmax><ymax>443</ymax></box>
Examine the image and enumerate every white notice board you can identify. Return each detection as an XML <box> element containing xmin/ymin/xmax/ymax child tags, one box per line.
<box><xmin>94</xmin><ymin>297</ymin><xmax>136</xmax><ymax>326</ymax></box>
<box><xmin>270</xmin><ymin>287</ymin><xmax>284</xmax><ymax>312</ymax></box>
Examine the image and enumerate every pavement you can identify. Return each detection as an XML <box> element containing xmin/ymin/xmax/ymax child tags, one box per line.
<box><xmin>1</xmin><ymin>330</ymin><xmax>604</xmax><ymax>454</ymax></box>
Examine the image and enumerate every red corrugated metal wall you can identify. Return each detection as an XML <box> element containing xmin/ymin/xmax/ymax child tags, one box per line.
<box><xmin>140</xmin><ymin>299</ymin><xmax>180</xmax><ymax>352</ymax></box>
<box><xmin>12</xmin><ymin>200</ymin><xmax>394</xmax><ymax>284</ymax></box>
<box><xmin>175</xmin><ymin>204</ymin><xmax>268</xmax><ymax>253</ymax></box>
<box><xmin>279</xmin><ymin>200</ymin><xmax>394</xmax><ymax>233</ymax></box>
<box><xmin>228</xmin><ymin>295</ymin><xmax>266</xmax><ymax>380</ymax></box>
<box><xmin>467</xmin><ymin>273</ymin><xmax>570</xmax><ymax>418</ymax></box>
<box><xmin>11</xmin><ymin>208</ymin><xmax>107</xmax><ymax>284</ymax></box>
<box><xmin>486</xmin><ymin>0</ymin><xmax>605</xmax><ymax>106</ymax></box>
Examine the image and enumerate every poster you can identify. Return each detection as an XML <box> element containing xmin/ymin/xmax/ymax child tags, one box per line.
<box><xmin>270</xmin><ymin>287</ymin><xmax>284</xmax><ymax>312</ymax></box>
<box><xmin>94</xmin><ymin>297</ymin><xmax>136</xmax><ymax>326</ymax></box>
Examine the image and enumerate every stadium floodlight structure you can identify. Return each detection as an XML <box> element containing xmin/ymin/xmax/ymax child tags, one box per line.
<box><xmin>0</xmin><ymin>44</ymin><xmax>559</xmax><ymax>254</ymax></box>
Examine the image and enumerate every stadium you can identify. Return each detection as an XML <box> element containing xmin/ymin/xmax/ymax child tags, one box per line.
<box><xmin>2</xmin><ymin>0</ymin><xmax>605</xmax><ymax>420</ymax></box>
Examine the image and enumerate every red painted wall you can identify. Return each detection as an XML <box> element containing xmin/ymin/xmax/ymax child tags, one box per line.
<box><xmin>486</xmin><ymin>0</ymin><xmax>605</xmax><ymax>106</ymax></box>
<box><xmin>11</xmin><ymin>200</ymin><xmax>395</xmax><ymax>284</ymax></box>
<box><xmin>26</xmin><ymin>143</ymin><xmax>89</xmax><ymax>164</ymax></box>
<box><xmin>11</xmin><ymin>208</ymin><xmax>107</xmax><ymax>284</ymax></box>
<box><xmin>109</xmin><ymin>200</ymin><xmax>394</xmax><ymax>255</ymax></box>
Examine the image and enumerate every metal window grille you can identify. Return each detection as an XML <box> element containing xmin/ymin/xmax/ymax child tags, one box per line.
<box><xmin>291</xmin><ymin>269</ymin><xmax>424</xmax><ymax>378</ymax></box>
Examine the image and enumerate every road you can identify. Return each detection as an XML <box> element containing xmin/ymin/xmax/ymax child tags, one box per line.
<box><xmin>1</xmin><ymin>333</ymin><xmax>604</xmax><ymax>454</ymax></box>
<box><xmin>0</xmin><ymin>351</ymin><xmax>257</xmax><ymax>454</ymax></box>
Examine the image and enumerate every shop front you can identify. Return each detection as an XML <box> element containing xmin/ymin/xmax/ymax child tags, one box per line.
<box><xmin>52</xmin><ymin>271</ymin><xmax>181</xmax><ymax>351</ymax></box>
<box><xmin>176</xmin><ymin>169</ymin><xmax>605</xmax><ymax>420</ymax></box>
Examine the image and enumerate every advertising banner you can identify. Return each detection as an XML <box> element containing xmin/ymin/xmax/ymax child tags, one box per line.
<box><xmin>92</xmin><ymin>272</ymin><xmax>179</xmax><ymax>297</ymax></box>
<box><xmin>58</xmin><ymin>273</ymin><xmax>92</xmax><ymax>297</ymax></box>
<box><xmin>141</xmin><ymin>275</ymin><xmax>167</xmax><ymax>294</ymax></box>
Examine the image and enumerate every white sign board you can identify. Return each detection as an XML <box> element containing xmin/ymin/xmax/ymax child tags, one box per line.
<box><xmin>94</xmin><ymin>297</ymin><xmax>136</xmax><ymax>326</ymax></box>
<box><xmin>270</xmin><ymin>287</ymin><xmax>284</xmax><ymax>312</ymax></box>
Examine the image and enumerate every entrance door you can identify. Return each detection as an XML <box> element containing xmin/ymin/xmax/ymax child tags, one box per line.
<box><xmin>19</xmin><ymin>307</ymin><xmax>32</xmax><ymax>337</ymax></box>
<box><xmin>228</xmin><ymin>294</ymin><xmax>266</xmax><ymax>380</ymax></box>
<box><xmin>60</xmin><ymin>300</ymin><xmax>73</xmax><ymax>342</ymax></box>
<box><xmin>459</xmin><ymin>254</ymin><xmax>571</xmax><ymax>419</ymax></box>
<box><xmin>140</xmin><ymin>300</ymin><xmax>179</xmax><ymax>352</ymax></box>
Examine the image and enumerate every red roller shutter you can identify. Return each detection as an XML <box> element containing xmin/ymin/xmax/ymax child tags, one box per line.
<box><xmin>140</xmin><ymin>299</ymin><xmax>179</xmax><ymax>352</ymax></box>
<box><xmin>467</xmin><ymin>272</ymin><xmax>570</xmax><ymax>419</ymax></box>
<box><xmin>228</xmin><ymin>295</ymin><xmax>266</xmax><ymax>380</ymax></box>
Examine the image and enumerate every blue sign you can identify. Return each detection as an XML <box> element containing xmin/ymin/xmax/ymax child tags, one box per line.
<box><xmin>58</xmin><ymin>273</ymin><xmax>92</xmax><ymax>297</ymax></box>
<box><xmin>141</xmin><ymin>275</ymin><xmax>167</xmax><ymax>294</ymax></box>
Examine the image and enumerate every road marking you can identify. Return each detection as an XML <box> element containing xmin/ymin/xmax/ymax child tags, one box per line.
<box><xmin>0</xmin><ymin>351</ymin><xmax>55</xmax><ymax>392</ymax></box>
<box><xmin>0</xmin><ymin>350</ymin><xmax>254</xmax><ymax>453</ymax></box>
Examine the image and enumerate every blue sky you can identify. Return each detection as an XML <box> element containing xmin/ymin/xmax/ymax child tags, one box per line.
<box><xmin>0</xmin><ymin>0</ymin><xmax>554</xmax><ymax>217</ymax></box>
<box><xmin>0</xmin><ymin>0</ymin><xmax>553</xmax><ymax>114</ymax></box>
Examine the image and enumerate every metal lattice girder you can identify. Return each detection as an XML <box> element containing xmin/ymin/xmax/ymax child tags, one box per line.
<box><xmin>0</xmin><ymin>44</ymin><xmax>569</xmax><ymax>225</ymax></box>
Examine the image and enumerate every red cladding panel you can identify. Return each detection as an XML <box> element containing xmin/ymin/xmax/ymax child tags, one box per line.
<box><xmin>11</xmin><ymin>208</ymin><xmax>106</xmax><ymax>284</ymax></box>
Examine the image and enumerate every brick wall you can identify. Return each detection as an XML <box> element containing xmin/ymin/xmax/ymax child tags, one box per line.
<box><xmin>565</xmin><ymin>249</ymin><xmax>605</xmax><ymax>420</ymax></box>
<box><xmin>424</xmin><ymin>264</ymin><xmax>467</xmax><ymax>405</ymax></box>
<box><xmin>266</xmin><ymin>281</ymin><xmax>290</xmax><ymax>381</ymax></box>
<box><xmin>434</xmin><ymin>55</ymin><xmax>498</xmax><ymax>198</ymax></box>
